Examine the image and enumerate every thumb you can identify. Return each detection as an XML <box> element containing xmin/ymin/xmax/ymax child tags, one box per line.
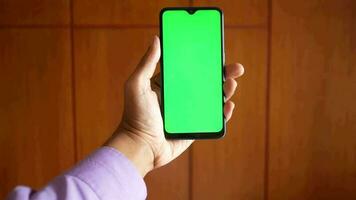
<box><xmin>134</xmin><ymin>35</ymin><xmax>161</xmax><ymax>80</ymax></box>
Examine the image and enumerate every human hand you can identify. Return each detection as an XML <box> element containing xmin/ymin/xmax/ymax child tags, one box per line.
<box><xmin>106</xmin><ymin>36</ymin><xmax>244</xmax><ymax>176</ymax></box>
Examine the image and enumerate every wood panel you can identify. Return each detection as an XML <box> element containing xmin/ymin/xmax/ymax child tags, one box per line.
<box><xmin>145</xmin><ymin>151</ymin><xmax>189</xmax><ymax>200</ymax></box>
<box><xmin>0</xmin><ymin>29</ymin><xmax>74</xmax><ymax>198</ymax></box>
<box><xmin>73</xmin><ymin>0</ymin><xmax>188</xmax><ymax>25</ymax></box>
<box><xmin>0</xmin><ymin>0</ymin><xmax>69</xmax><ymax>25</ymax></box>
<box><xmin>192</xmin><ymin>29</ymin><xmax>267</xmax><ymax>199</ymax></box>
<box><xmin>74</xmin><ymin>28</ymin><xmax>189</xmax><ymax>199</ymax></box>
<box><xmin>269</xmin><ymin>0</ymin><xmax>356</xmax><ymax>199</ymax></box>
<box><xmin>193</xmin><ymin>0</ymin><xmax>267</xmax><ymax>26</ymax></box>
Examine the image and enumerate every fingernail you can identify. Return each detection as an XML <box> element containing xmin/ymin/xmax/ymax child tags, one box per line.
<box><xmin>152</xmin><ymin>35</ymin><xmax>158</xmax><ymax>46</ymax></box>
<box><xmin>146</xmin><ymin>36</ymin><xmax>154</xmax><ymax>51</ymax></box>
<box><xmin>147</xmin><ymin>41</ymin><xmax>153</xmax><ymax>52</ymax></box>
<box><xmin>146</xmin><ymin>36</ymin><xmax>155</xmax><ymax>53</ymax></box>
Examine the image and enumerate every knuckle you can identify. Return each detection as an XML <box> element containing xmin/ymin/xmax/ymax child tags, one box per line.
<box><xmin>125</xmin><ymin>78</ymin><xmax>136</xmax><ymax>91</ymax></box>
<box><xmin>125</xmin><ymin>76</ymin><xmax>143</xmax><ymax>93</ymax></box>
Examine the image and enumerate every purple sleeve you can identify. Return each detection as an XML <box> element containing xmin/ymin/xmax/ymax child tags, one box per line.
<box><xmin>6</xmin><ymin>147</ymin><xmax>147</xmax><ymax>200</ymax></box>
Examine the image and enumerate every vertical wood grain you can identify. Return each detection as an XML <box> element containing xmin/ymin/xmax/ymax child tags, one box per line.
<box><xmin>145</xmin><ymin>151</ymin><xmax>190</xmax><ymax>200</ymax></box>
<box><xmin>73</xmin><ymin>29</ymin><xmax>189</xmax><ymax>199</ymax></box>
<box><xmin>0</xmin><ymin>0</ymin><xmax>69</xmax><ymax>25</ymax></box>
<box><xmin>269</xmin><ymin>1</ymin><xmax>356</xmax><ymax>199</ymax></box>
<box><xmin>0</xmin><ymin>29</ymin><xmax>75</xmax><ymax>198</ymax></box>
<box><xmin>192</xmin><ymin>29</ymin><xmax>268</xmax><ymax>200</ymax></box>
<box><xmin>2</xmin><ymin>1</ymin><xmax>355</xmax><ymax>200</ymax></box>
<box><xmin>73</xmin><ymin>0</ymin><xmax>188</xmax><ymax>25</ymax></box>
<box><xmin>193</xmin><ymin>0</ymin><xmax>267</xmax><ymax>26</ymax></box>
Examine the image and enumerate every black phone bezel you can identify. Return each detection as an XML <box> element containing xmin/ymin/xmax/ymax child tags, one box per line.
<box><xmin>160</xmin><ymin>7</ymin><xmax>226</xmax><ymax>139</ymax></box>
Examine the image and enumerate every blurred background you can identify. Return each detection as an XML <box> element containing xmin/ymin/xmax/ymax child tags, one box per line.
<box><xmin>0</xmin><ymin>0</ymin><xmax>355</xmax><ymax>199</ymax></box>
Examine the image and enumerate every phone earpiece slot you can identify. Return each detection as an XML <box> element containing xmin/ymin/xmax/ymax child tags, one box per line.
<box><xmin>187</xmin><ymin>9</ymin><xmax>197</xmax><ymax>15</ymax></box>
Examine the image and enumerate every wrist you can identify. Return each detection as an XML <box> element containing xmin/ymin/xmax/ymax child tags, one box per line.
<box><xmin>104</xmin><ymin>129</ymin><xmax>154</xmax><ymax>177</ymax></box>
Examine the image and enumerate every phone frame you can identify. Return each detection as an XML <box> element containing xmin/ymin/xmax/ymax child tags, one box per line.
<box><xmin>160</xmin><ymin>7</ymin><xmax>226</xmax><ymax>139</ymax></box>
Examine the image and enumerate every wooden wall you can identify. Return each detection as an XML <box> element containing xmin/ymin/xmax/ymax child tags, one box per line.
<box><xmin>0</xmin><ymin>0</ymin><xmax>355</xmax><ymax>199</ymax></box>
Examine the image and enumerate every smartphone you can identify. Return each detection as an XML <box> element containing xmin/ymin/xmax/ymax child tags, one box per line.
<box><xmin>160</xmin><ymin>7</ymin><xmax>225</xmax><ymax>139</ymax></box>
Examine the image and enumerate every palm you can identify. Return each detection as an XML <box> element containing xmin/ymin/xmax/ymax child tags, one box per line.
<box><xmin>119</xmin><ymin>36</ymin><xmax>243</xmax><ymax>169</ymax></box>
<box><xmin>121</xmin><ymin>73</ymin><xmax>192</xmax><ymax>168</ymax></box>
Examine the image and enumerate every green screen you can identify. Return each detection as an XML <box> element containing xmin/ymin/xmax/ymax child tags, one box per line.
<box><xmin>162</xmin><ymin>9</ymin><xmax>223</xmax><ymax>134</ymax></box>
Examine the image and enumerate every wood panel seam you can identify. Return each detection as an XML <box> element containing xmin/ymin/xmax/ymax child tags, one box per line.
<box><xmin>70</xmin><ymin>0</ymin><xmax>79</xmax><ymax>162</ymax></box>
<box><xmin>264</xmin><ymin>0</ymin><xmax>272</xmax><ymax>200</ymax></box>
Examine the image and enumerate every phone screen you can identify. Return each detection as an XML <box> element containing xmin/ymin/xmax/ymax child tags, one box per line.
<box><xmin>161</xmin><ymin>8</ymin><xmax>224</xmax><ymax>138</ymax></box>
